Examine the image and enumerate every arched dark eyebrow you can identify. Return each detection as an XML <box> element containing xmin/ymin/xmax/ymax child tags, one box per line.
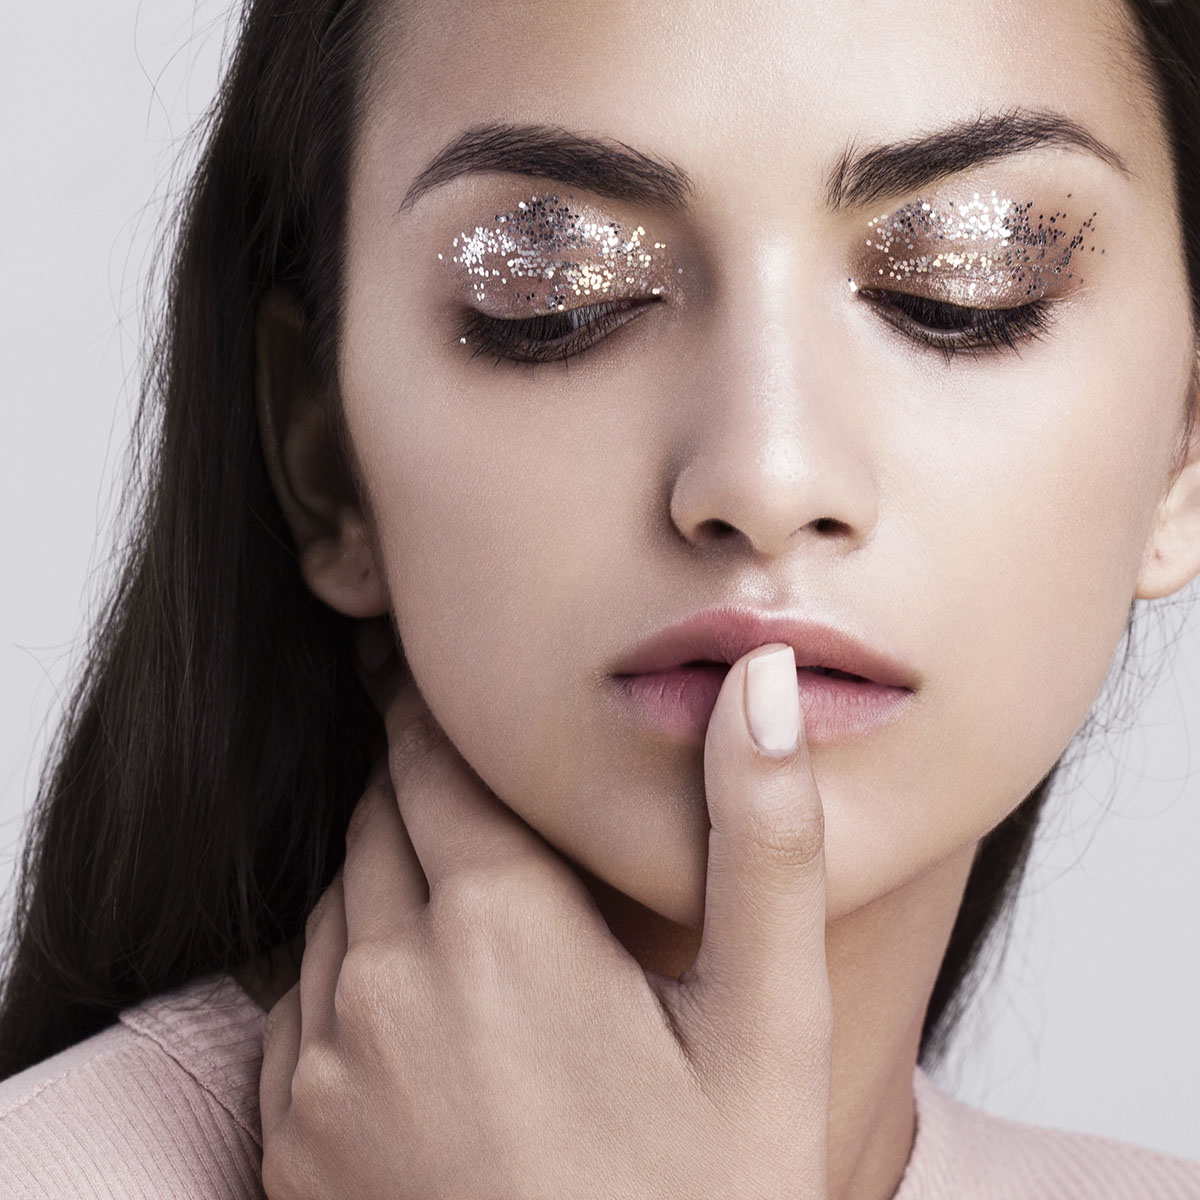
<box><xmin>825</xmin><ymin>107</ymin><xmax>1130</xmax><ymax>211</ymax></box>
<box><xmin>398</xmin><ymin>121</ymin><xmax>697</xmax><ymax>214</ymax></box>
<box><xmin>398</xmin><ymin>109</ymin><xmax>1130</xmax><ymax>218</ymax></box>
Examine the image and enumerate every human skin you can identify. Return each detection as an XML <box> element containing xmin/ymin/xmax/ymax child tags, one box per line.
<box><xmin>246</xmin><ymin>0</ymin><xmax>1200</xmax><ymax>1196</ymax></box>
<box><xmin>259</xmin><ymin>646</ymin><xmax>840</xmax><ymax>1198</ymax></box>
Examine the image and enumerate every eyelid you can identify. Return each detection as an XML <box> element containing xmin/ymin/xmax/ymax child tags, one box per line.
<box><xmin>454</xmin><ymin>297</ymin><xmax>656</xmax><ymax>367</ymax></box>
<box><xmin>854</xmin><ymin>286</ymin><xmax>1058</xmax><ymax>362</ymax></box>
<box><xmin>438</xmin><ymin>191</ymin><xmax>680</xmax><ymax>316</ymax></box>
<box><xmin>457</xmin><ymin>284</ymin><xmax>1054</xmax><ymax>371</ymax></box>
<box><xmin>855</xmin><ymin>190</ymin><xmax>1102</xmax><ymax>304</ymax></box>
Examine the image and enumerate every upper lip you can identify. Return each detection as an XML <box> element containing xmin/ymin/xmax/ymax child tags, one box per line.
<box><xmin>611</xmin><ymin>605</ymin><xmax>919</xmax><ymax>690</ymax></box>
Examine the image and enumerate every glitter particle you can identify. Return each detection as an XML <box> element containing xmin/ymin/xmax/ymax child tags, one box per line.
<box><xmin>854</xmin><ymin>188</ymin><xmax>1098</xmax><ymax>303</ymax></box>
<box><xmin>440</xmin><ymin>191</ymin><xmax>678</xmax><ymax>315</ymax></box>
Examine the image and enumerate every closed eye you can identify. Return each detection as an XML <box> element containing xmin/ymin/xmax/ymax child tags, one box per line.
<box><xmin>452</xmin><ymin>289</ymin><xmax>1056</xmax><ymax>369</ymax></box>
<box><xmin>857</xmin><ymin>288</ymin><xmax>1057</xmax><ymax>362</ymax></box>
<box><xmin>454</xmin><ymin>298</ymin><xmax>655</xmax><ymax>368</ymax></box>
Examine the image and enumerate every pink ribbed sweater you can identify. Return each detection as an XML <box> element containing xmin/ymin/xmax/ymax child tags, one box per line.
<box><xmin>0</xmin><ymin>972</ymin><xmax>1196</xmax><ymax>1198</ymax></box>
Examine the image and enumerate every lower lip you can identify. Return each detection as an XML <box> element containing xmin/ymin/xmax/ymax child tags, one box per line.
<box><xmin>610</xmin><ymin>665</ymin><xmax>913</xmax><ymax>743</ymax></box>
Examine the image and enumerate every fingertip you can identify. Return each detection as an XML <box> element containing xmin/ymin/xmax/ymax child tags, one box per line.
<box><xmin>744</xmin><ymin>644</ymin><xmax>801</xmax><ymax>759</ymax></box>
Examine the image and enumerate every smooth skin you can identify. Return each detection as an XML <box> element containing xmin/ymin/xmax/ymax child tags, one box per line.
<box><xmin>260</xmin><ymin>644</ymin><xmax>834</xmax><ymax>1198</ymax></box>
<box><xmin>242</xmin><ymin>0</ymin><xmax>1200</xmax><ymax>1197</ymax></box>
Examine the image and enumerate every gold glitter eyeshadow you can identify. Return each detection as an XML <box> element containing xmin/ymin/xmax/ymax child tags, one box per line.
<box><xmin>443</xmin><ymin>192</ymin><xmax>675</xmax><ymax>313</ymax></box>
<box><xmin>859</xmin><ymin>189</ymin><xmax>1098</xmax><ymax>303</ymax></box>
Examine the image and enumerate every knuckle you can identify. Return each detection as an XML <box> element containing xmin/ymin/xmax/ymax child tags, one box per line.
<box><xmin>288</xmin><ymin>1037</ymin><xmax>342</xmax><ymax>1111</ymax></box>
<box><xmin>746</xmin><ymin>798</ymin><xmax>825</xmax><ymax>870</ymax></box>
<box><xmin>333</xmin><ymin>940</ymin><xmax>424</xmax><ymax>1049</ymax></box>
<box><xmin>426</xmin><ymin>866</ymin><xmax>528</xmax><ymax>951</ymax></box>
<box><xmin>390</xmin><ymin>713</ymin><xmax>445</xmax><ymax>779</ymax></box>
<box><xmin>333</xmin><ymin>941</ymin><xmax>389</xmax><ymax>1022</ymax></box>
<box><xmin>427</xmin><ymin>871</ymin><xmax>491</xmax><ymax>932</ymax></box>
<box><xmin>448</xmin><ymin>864</ymin><xmax>535</xmax><ymax>921</ymax></box>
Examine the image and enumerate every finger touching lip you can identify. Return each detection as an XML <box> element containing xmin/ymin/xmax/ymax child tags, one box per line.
<box><xmin>608</xmin><ymin>661</ymin><xmax>913</xmax><ymax>744</ymax></box>
<box><xmin>610</xmin><ymin>604</ymin><xmax>920</xmax><ymax>691</ymax></box>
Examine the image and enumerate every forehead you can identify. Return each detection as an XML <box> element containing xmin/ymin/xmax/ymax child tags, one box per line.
<box><xmin>358</xmin><ymin>0</ymin><xmax>1159</xmax><ymax>193</ymax></box>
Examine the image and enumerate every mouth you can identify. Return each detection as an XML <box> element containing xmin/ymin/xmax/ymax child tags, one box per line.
<box><xmin>609</xmin><ymin>661</ymin><xmax>911</xmax><ymax>744</ymax></box>
<box><xmin>678</xmin><ymin>660</ymin><xmax>869</xmax><ymax>682</ymax></box>
<box><xmin>607</xmin><ymin>606</ymin><xmax>918</xmax><ymax>744</ymax></box>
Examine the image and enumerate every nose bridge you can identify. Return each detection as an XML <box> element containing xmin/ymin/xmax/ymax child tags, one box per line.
<box><xmin>736</xmin><ymin>239</ymin><xmax>809</xmax><ymax>404</ymax></box>
<box><xmin>668</xmin><ymin>229</ymin><xmax>878</xmax><ymax>558</ymax></box>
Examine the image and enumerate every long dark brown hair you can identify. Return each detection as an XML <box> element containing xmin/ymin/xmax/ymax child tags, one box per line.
<box><xmin>1</xmin><ymin>0</ymin><xmax>1197</xmax><ymax>1081</ymax></box>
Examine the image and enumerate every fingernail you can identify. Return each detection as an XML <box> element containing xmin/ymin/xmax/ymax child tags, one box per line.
<box><xmin>745</xmin><ymin>646</ymin><xmax>800</xmax><ymax>758</ymax></box>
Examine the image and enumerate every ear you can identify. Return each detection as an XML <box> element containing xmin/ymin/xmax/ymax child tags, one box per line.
<box><xmin>255</xmin><ymin>286</ymin><xmax>389</xmax><ymax>618</ymax></box>
<box><xmin>1136</xmin><ymin>362</ymin><xmax>1200</xmax><ymax>601</ymax></box>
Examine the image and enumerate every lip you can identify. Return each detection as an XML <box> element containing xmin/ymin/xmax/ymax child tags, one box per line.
<box><xmin>608</xmin><ymin>605</ymin><xmax>919</xmax><ymax>744</ymax></box>
<box><xmin>610</xmin><ymin>605</ymin><xmax>919</xmax><ymax>688</ymax></box>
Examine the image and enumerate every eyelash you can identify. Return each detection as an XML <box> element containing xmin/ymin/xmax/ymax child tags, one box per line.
<box><xmin>857</xmin><ymin>288</ymin><xmax>1055</xmax><ymax>364</ymax></box>
<box><xmin>455</xmin><ymin>300</ymin><xmax>647</xmax><ymax>369</ymax></box>
<box><xmin>453</xmin><ymin>290</ymin><xmax>1055</xmax><ymax>368</ymax></box>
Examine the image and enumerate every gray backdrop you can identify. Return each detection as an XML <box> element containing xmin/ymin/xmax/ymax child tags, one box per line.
<box><xmin>2</xmin><ymin>0</ymin><xmax>1197</xmax><ymax>1161</ymax></box>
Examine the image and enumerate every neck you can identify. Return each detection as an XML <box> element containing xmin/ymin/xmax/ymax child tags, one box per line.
<box><xmin>237</xmin><ymin>846</ymin><xmax>976</xmax><ymax>1200</ymax></box>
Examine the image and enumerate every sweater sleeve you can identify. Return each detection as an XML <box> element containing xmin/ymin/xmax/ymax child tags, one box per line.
<box><xmin>0</xmin><ymin>975</ymin><xmax>267</xmax><ymax>1199</ymax></box>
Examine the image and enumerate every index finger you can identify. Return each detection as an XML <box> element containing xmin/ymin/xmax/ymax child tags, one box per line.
<box><xmin>342</xmin><ymin>763</ymin><xmax>429</xmax><ymax>943</ymax></box>
<box><xmin>679</xmin><ymin>647</ymin><xmax>832</xmax><ymax>1072</ymax></box>
<box><xmin>386</xmin><ymin>708</ymin><xmax>553</xmax><ymax>892</ymax></box>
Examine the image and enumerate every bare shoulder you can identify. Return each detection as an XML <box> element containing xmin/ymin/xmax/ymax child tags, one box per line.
<box><xmin>0</xmin><ymin>974</ymin><xmax>266</xmax><ymax>1199</ymax></box>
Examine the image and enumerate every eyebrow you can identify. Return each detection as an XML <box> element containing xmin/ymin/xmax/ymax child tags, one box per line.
<box><xmin>824</xmin><ymin>107</ymin><xmax>1130</xmax><ymax>210</ymax></box>
<box><xmin>398</xmin><ymin>108</ymin><xmax>1130</xmax><ymax>218</ymax></box>
<box><xmin>398</xmin><ymin>121</ymin><xmax>696</xmax><ymax>214</ymax></box>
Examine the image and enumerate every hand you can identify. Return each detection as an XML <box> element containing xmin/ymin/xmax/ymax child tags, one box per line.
<box><xmin>259</xmin><ymin>638</ymin><xmax>832</xmax><ymax>1199</ymax></box>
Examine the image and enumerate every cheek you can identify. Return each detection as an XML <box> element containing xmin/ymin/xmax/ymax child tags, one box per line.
<box><xmin>342</xmin><ymin>353</ymin><xmax>625</xmax><ymax>785</ymax></box>
<box><xmin>807</xmin><ymin>333</ymin><xmax>1184</xmax><ymax>920</ymax></box>
<box><xmin>353</xmin><ymin>402</ymin><xmax>680</xmax><ymax>912</ymax></box>
<box><xmin>916</xmin><ymin>330</ymin><xmax>1175</xmax><ymax>822</ymax></box>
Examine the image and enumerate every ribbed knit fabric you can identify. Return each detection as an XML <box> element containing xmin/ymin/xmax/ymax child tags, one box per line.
<box><xmin>0</xmin><ymin>970</ymin><xmax>1196</xmax><ymax>1198</ymax></box>
<box><xmin>900</xmin><ymin>1065</ymin><xmax>1200</xmax><ymax>1198</ymax></box>
<box><xmin>0</xmin><ymin>974</ymin><xmax>265</xmax><ymax>1198</ymax></box>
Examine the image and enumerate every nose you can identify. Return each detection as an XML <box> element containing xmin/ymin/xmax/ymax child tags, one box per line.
<box><xmin>668</xmin><ymin>240</ymin><xmax>878</xmax><ymax>561</ymax></box>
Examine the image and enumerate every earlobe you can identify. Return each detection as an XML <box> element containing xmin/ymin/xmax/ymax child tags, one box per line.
<box><xmin>255</xmin><ymin>285</ymin><xmax>389</xmax><ymax>618</ymax></box>
<box><xmin>1135</xmin><ymin>367</ymin><xmax>1200</xmax><ymax>601</ymax></box>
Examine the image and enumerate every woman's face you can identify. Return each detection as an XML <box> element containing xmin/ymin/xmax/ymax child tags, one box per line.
<box><xmin>325</xmin><ymin>0</ymin><xmax>1198</xmax><ymax>929</ymax></box>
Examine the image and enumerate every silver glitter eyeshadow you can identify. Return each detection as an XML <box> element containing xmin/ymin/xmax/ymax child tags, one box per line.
<box><xmin>443</xmin><ymin>193</ymin><xmax>672</xmax><ymax>313</ymax></box>
<box><xmin>861</xmin><ymin>190</ymin><xmax>1098</xmax><ymax>303</ymax></box>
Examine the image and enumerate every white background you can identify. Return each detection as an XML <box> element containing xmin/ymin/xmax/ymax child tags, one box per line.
<box><xmin>2</xmin><ymin>0</ymin><xmax>1198</xmax><ymax>1162</ymax></box>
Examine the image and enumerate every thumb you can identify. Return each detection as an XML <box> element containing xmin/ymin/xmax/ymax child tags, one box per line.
<box><xmin>678</xmin><ymin>643</ymin><xmax>832</xmax><ymax>1071</ymax></box>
